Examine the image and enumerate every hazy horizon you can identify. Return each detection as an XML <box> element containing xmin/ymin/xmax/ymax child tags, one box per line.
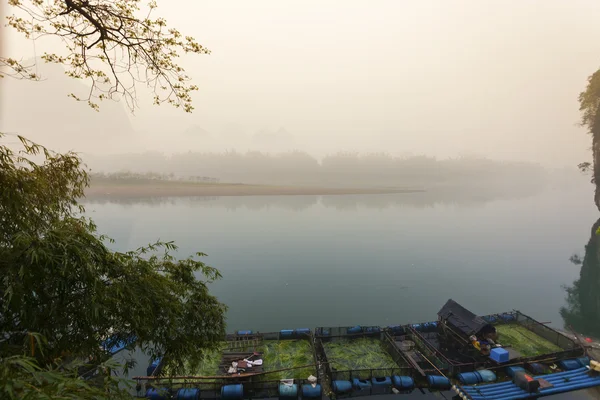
<box><xmin>2</xmin><ymin>0</ymin><xmax>600</xmax><ymax>168</ymax></box>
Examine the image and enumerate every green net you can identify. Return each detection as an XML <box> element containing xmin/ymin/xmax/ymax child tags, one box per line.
<box><xmin>324</xmin><ymin>338</ymin><xmax>400</xmax><ymax>374</ymax></box>
<box><xmin>496</xmin><ymin>324</ymin><xmax>561</xmax><ymax>358</ymax></box>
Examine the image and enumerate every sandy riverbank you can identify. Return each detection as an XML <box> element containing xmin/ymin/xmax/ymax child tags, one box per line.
<box><xmin>85</xmin><ymin>181</ymin><xmax>422</xmax><ymax>198</ymax></box>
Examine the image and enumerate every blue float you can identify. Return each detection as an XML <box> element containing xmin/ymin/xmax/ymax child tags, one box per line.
<box><xmin>301</xmin><ymin>384</ymin><xmax>322</xmax><ymax>398</ymax></box>
<box><xmin>347</xmin><ymin>325</ymin><xmax>362</xmax><ymax>334</ymax></box>
<box><xmin>176</xmin><ymin>388</ymin><xmax>200</xmax><ymax>400</ymax></box>
<box><xmin>295</xmin><ymin>328</ymin><xmax>310</xmax><ymax>335</ymax></box>
<box><xmin>364</xmin><ymin>326</ymin><xmax>380</xmax><ymax>333</ymax></box>
<box><xmin>427</xmin><ymin>375</ymin><xmax>451</xmax><ymax>390</ymax></box>
<box><xmin>527</xmin><ymin>363</ymin><xmax>546</xmax><ymax>374</ymax></box>
<box><xmin>458</xmin><ymin>370</ymin><xmax>496</xmax><ymax>385</ymax></box>
<box><xmin>332</xmin><ymin>380</ymin><xmax>353</xmax><ymax>393</ymax></box>
<box><xmin>280</xmin><ymin>330</ymin><xmax>294</xmax><ymax>338</ymax></box>
<box><xmin>578</xmin><ymin>357</ymin><xmax>591</xmax><ymax>366</ymax></box>
<box><xmin>388</xmin><ymin>325</ymin><xmax>405</xmax><ymax>334</ymax></box>
<box><xmin>352</xmin><ymin>378</ymin><xmax>372</xmax><ymax>390</ymax></box>
<box><xmin>221</xmin><ymin>384</ymin><xmax>244</xmax><ymax>400</ymax></box>
<box><xmin>278</xmin><ymin>383</ymin><xmax>298</xmax><ymax>399</ymax></box>
<box><xmin>392</xmin><ymin>376</ymin><xmax>414</xmax><ymax>390</ymax></box>
<box><xmin>146</xmin><ymin>388</ymin><xmax>169</xmax><ymax>400</ymax></box>
<box><xmin>500</xmin><ymin>313</ymin><xmax>515</xmax><ymax>322</ymax></box>
<box><xmin>506</xmin><ymin>366</ymin><xmax>526</xmax><ymax>378</ymax></box>
<box><xmin>371</xmin><ymin>376</ymin><xmax>392</xmax><ymax>387</ymax></box>
<box><xmin>559</xmin><ymin>358</ymin><xmax>584</xmax><ymax>371</ymax></box>
<box><xmin>236</xmin><ymin>330</ymin><xmax>252</xmax><ymax>336</ymax></box>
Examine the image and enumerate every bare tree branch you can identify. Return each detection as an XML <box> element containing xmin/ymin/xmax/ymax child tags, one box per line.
<box><xmin>2</xmin><ymin>0</ymin><xmax>209</xmax><ymax>112</ymax></box>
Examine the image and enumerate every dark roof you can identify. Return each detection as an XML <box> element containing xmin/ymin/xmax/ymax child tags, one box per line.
<box><xmin>438</xmin><ymin>299</ymin><xmax>491</xmax><ymax>336</ymax></box>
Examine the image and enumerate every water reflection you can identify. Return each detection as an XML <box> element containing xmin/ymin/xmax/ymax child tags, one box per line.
<box><xmin>82</xmin><ymin>184</ymin><xmax>543</xmax><ymax>211</ymax></box>
<box><xmin>561</xmin><ymin>218</ymin><xmax>600</xmax><ymax>339</ymax></box>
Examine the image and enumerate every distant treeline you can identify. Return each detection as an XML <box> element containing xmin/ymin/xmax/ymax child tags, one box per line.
<box><xmin>90</xmin><ymin>171</ymin><xmax>220</xmax><ymax>183</ymax></box>
<box><xmin>84</xmin><ymin>151</ymin><xmax>548</xmax><ymax>188</ymax></box>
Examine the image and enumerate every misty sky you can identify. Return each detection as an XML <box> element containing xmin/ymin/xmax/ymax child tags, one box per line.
<box><xmin>2</xmin><ymin>0</ymin><xmax>600</xmax><ymax>166</ymax></box>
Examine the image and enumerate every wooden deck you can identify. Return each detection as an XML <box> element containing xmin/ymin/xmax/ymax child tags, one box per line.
<box><xmin>218</xmin><ymin>351</ymin><xmax>264</xmax><ymax>376</ymax></box>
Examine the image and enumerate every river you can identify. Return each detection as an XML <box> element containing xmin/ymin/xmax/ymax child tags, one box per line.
<box><xmin>84</xmin><ymin>180</ymin><xmax>597</xmax><ymax>335</ymax></box>
<box><xmin>85</xmin><ymin>180</ymin><xmax>599</xmax><ymax>399</ymax></box>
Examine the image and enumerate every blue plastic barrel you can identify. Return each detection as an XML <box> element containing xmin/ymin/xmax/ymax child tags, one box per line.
<box><xmin>458</xmin><ymin>372</ymin><xmax>482</xmax><ymax>385</ymax></box>
<box><xmin>352</xmin><ymin>378</ymin><xmax>372</xmax><ymax>390</ymax></box>
<box><xmin>295</xmin><ymin>328</ymin><xmax>310</xmax><ymax>335</ymax></box>
<box><xmin>146</xmin><ymin>388</ymin><xmax>169</xmax><ymax>400</ymax></box>
<box><xmin>427</xmin><ymin>375</ymin><xmax>451</xmax><ymax>390</ymax></box>
<box><xmin>332</xmin><ymin>380</ymin><xmax>353</xmax><ymax>393</ymax></box>
<box><xmin>371</xmin><ymin>376</ymin><xmax>392</xmax><ymax>387</ymax></box>
<box><xmin>559</xmin><ymin>359</ymin><xmax>584</xmax><ymax>371</ymax></box>
<box><xmin>527</xmin><ymin>363</ymin><xmax>546</xmax><ymax>374</ymax></box>
<box><xmin>500</xmin><ymin>313</ymin><xmax>515</xmax><ymax>322</ymax></box>
<box><xmin>578</xmin><ymin>357</ymin><xmax>591</xmax><ymax>366</ymax></box>
<box><xmin>301</xmin><ymin>384</ymin><xmax>322</xmax><ymax>398</ymax></box>
<box><xmin>221</xmin><ymin>384</ymin><xmax>244</xmax><ymax>400</ymax></box>
<box><xmin>392</xmin><ymin>376</ymin><xmax>414</xmax><ymax>390</ymax></box>
<box><xmin>236</xmin><ymin>330</ymin><xmax>252</xmax><ymax>336</ymax></box>
<box><xmin>278</xmin><ymin>383</ymin><xmax>298</xmax><ymax>399</ymax></box>
<box><xmin>505</xmin><ymin>366</ymin><xmax>525</xmax><ymax>378</ymax></box>
<box><xmin>347</xmin><ymin>326</ymin><xmax>362</xmax><ymax>334</ymax></box>
<box><xmin>411</xmin><ymin>324</ymin><xmax>422</xmax><ymax>331</ymax></box>
<box><xmin>280</xmin><ymin>330</ymin><xmax>294</xmax><ymax>338</ymax></box>
<box><xmin>477</xmin><ymin>370</ymin><xmax>496</xmax><ymax>383</ymax></box>
<box><xmin>484</xmin><ymin>315</ymin><xmax>497</xmax><ymax>323</ymax></box>
<box><xmin>457</xmin><ymin>370</ymin><xmax>496</xmax><ymax>385</ymax></box>
<box><xmin>365</xmin><ymin>326</ymin><xmax>380</xmax><ymax>333</ymax></box>
<box><xmin>177</xmin><ymin>388</ymin><xmax>200</xmax><ymax>400</ymax></box>
<box><xmin>388</xmin><ymin>325</ymin><xmax>405</xmax><ymax>334</ymax></box>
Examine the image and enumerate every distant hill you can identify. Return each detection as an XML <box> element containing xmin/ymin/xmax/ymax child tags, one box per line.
<box><xmin>0</xmin><ymin>58</ymin><xmax>134</xmax><ymax>153</ymax></box>
<box><xmin>251</xmin><ymin>127</ymin><xmax>295</xmax><ymax>152</ymax></box>
<box><xmin>183</xmin><ymin>125</ymin><xmax>212</xmax><ymax>138</ymax></box>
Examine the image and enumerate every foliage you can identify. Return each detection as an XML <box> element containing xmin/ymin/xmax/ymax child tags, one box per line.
<box><xmin>579</xmin><ymin>70</ymin><xmax>600</xmax><ymax>132</ymax></box>
<box><xmin>0</xmin><ymin>352</ymin><xmax>131</xmax><ymax>399</ymax></box>
<box><xmin>578</xmin><ymin>69</ymin><xmax>600</xmax><ymax>209</ymax></box>
<box><xmin>323</xmin><ymin>338</ymin><xmax>401</xmax><ymax>376</ymax></box>
<box><xmin>3</xmin><ymin>0</ymin><xmax>209</xmax><ymax>112</ymax></box>
<box><xmin>162</xmin><ymin>342</ymin><xmax>225</xmax><ymax>381</ymax></box>
<box><xmin>495</xmin><ymin>324</ymin><xmax>561</xmax><ymax>358</ymax></box>
<box><xmin>561</xmin><ymin>218</ymin><xmax>600</xmax><ymax>339</ymax></box>
<box><xmin>0</xmin><ymin>133</ymin><xmax>227</xmax><ymax>374</ymax></box>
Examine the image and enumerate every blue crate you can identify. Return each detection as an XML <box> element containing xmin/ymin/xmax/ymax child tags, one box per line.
<box><xmin>490</xmin><ymin>347</ymin><xmax>509</xmax><ymax>363</ymax></box>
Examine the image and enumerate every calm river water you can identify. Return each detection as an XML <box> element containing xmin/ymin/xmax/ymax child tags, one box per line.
<box><xmin>84</xmin><ymin>179</ymin><xmax>598</xmax><ymax>338</ymax></box>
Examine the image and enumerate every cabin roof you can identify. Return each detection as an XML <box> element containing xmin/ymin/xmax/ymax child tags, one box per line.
<box><xmin>438</xmin><ymin>299</ymin><xmax>491</xmax><ymax>336</ymax></box>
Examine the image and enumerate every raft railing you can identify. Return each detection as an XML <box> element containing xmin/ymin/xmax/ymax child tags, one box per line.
<box><xmin>142</xmin><ymin>373</ymin><xmax>324</xmax><ymax>399</ymax></box>
<box><xmin>417</xmin><ymin>310</ymin><xmax>586</xmax><ymax>375</ymax></box>
<box><xmin>483</xmin><ymin>310</ymin><xmax>585</xmax><ymax>365</ymax></box>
